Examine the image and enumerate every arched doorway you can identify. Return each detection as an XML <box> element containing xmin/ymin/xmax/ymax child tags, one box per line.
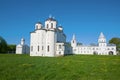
<box><xmin>109</xmin><ymin>51</ymin><xmax>113</xmax><ymax>55</ymax></box>
<box><xmin>93</xmin><ymin>51</ymin><xmax>98</xmax><ymax>55</ymax></box>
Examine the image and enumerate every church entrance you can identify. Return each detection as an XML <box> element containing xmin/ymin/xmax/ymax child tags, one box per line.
<box><xmin>93</xmin><ymin>51</ymin><xmax>98</xmax><ymax>55</ymax></box>
<box><xmin>109</xmin><ymin>51</ymin><xmax>113</xmax><ymax>55</ymax></box>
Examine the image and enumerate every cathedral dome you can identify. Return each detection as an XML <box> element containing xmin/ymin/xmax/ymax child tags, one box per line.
<box><xmin>35</xmin><ymin>22</ymin><xmax>42</xmax><ymax>30</ymax></box>
<box><xmin>58</xmin><ymin>26</ymin><xmax>63</xmax><ymax>31</ymax></box>
<box><xmin>46</xmin><ymin>17</ymin><xmax>56</xmax><ymax>21</ymax></box>
<box><xmin>36</xmin><ymin>22</ymin><xmax>42</xmax><ymax>24</ymax></box>
<box><xmin>21</xmin><ymin>38</ymin><xmax>25</xmax><ymax>41</ymax></box>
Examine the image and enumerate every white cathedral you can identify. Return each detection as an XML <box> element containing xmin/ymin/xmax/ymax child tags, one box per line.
<box><xmin>30</xmin><ymin>16</ymin><xmax>71</xmax><ymax>57</ymax></box>
<box><xmin>29</xmin><ymin>16</ymin><xmax>116</xmax><ymax>56</ymax></box>
<box><xmin>16</xmin><ymin>16</ymin><xmax>117</xmax><ymax>56</ymax></box>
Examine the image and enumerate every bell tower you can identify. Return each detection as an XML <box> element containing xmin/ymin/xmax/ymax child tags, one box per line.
<box><xmin>71</xmin><ymin>34</ymin><xmax>77</xmax><ymax>48</ymax></box>
<box><xmin>21</xmin><ymin>38</ymin><xmax>25</xmax><ymax>45</ymax></box>
<box><xmin>98</xmin><ymin>32</ymin><xmax>107</xmax><ymax>47</ymax></box>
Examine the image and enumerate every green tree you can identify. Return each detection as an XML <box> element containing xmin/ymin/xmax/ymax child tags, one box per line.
<box><xmin>7</xmin><ymin>44</ymin><xmax>16</xmax><ymax>53</ymax></box>
<box><xmin>0</xmin><ymin>36</ymin><xmax>7</xmax><ymax>53</ymax></box>
<box><xmin>109</xmin><ymin>37</ymin><xmax>120</xmax><ymax>54</ymax></box>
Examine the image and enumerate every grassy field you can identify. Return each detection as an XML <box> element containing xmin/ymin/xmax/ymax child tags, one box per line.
<box><xmin>0</xmin><ymin>54</ymin><xmax>120</xmax><ymax>80</ymax></box>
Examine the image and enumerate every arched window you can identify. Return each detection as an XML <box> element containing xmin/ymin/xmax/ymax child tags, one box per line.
<box><xmin>51</xmin><ymin>23</ymin><xmax>53</xmax><ymax>28</ymax></box>
<box><xmin>93</xmin><ymin>51</ymin><xmax>98</xmax><ymax>55</ymax></box>
<box><xmin>38</xmin><ymin>46</ymin><xmax>39</xmax><ymax>51</ymax></box>
<box><xmin>59</xmin><ymin>52</ymin><xmax>61</xmax><ymax>54</ymax></box>
<box><xmin>47</xmin><ymin>24</ymin><xmax>49</xmax><ymax>28</ymax></box>
<box><xmin>109</xmin><ymin>51</ymin><xmax>113</xmax><ymax>55</ymax></box>
<box><xmin>47</xmin><ymin>45</ymin><xmax>49</xmax><ymax>52</ymax></box>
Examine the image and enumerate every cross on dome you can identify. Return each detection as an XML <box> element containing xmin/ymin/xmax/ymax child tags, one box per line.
<box><xmin>49</xmin><ymin>14</ymin><xmax>52</xmax><ymax>18</ymax></box>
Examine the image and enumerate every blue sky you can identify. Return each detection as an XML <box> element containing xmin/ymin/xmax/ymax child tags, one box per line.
<box><xmin>0</xmin><ymin>0</ymin><xmax>120</xmax><ymax>45</ymax></box>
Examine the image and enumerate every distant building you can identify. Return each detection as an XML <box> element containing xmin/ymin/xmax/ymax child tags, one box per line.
<box><xmin>71</xmin><ymin>32</ymin><xmax>116</xmax><ymax>55</ymax></box>
<box><xmin>16</xmin><ymin>38</ymin><xmax>30</xmax><ymax>54</ymax></box>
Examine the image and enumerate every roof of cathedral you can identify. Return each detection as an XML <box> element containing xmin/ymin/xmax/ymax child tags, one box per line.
<box><xmin>99</xmin><ymin>32</ymin><xmax>105</xmax><ymax>38</ymax></box>
<box><xmin>36</xmin><ymin>22</ymin><xmax>42</xmax><ymax>24</ymax></box>
<box><xmin>46</xmin><ymin>17</ymin><xmax>56</xmax><ymax>21</ymax></box>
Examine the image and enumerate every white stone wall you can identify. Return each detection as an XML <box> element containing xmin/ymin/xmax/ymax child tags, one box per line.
<box><xmin>30</xmin><ymin>17</ymin><xmax>67</xmax><ymax>57</ymax></box>
<box><xmin>16</xmin><ymin>39</ymin><xmax>30</xmax><ymax>54</ymax></box>
<box><xmin>56</xmin><ymin>43</ymin><xmax>65</xmax><ymax>56</ymax></box>
<box><xmin>71</xmin><ymin>33</ymin><xmax>117</xmax><ymax>55</ymax></box>
<box><xmin>45</xmin><ymin>30</ymin><xmax>56</xmax><ymax>57</ymax></box>
<box><xmin>16</xmin><ymin>45</ymin><xmax>23</xmax><ymax>54</ymax></box>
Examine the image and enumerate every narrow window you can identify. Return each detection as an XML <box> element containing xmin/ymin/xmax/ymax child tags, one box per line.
<box><xmin>38</xmin><ymin>46</ymin><xmax>39</xmax><ymax>51</ymax></box>
<box><xmin>47</xmin><ymin>24</ymin><xmax>49</xmax><ymax>28</ymax></box>
<box><xmin>59</xmin><ymin>45</ymin><xmax>61</xmax><ymax>49</ymax></box>
<box><xmin>51</xmin><ymin>23</ymin><xmax>53</xmax><ymax>28</ymax></box>
<box><xmin>59</xmin><ymin>52</ymin><xmax>61</xmax><ymax>54</ymax></box>
<box><xmin>47</xmin><ymin>45</ymin><xmax>49</xmax><ymax>52</ymax></box>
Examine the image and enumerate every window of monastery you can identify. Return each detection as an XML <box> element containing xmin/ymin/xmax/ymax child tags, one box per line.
<box><xmin>73</xmin><ymin>40</ymin><xmax>74</xmax><ymax>43</ymax></box>
<box><xmin>112</xmin><ymin>48</ymin><xmax>114</xmax><ymax>50</ymax></box>
<box><xmin>47</xmin><ymin>45</ymin><xmax>49</xmax><ymax>52</ymax></box>
<box><xmin>59</xmin><ymin>52</ymin><xmax>61</xmax><ymax>54</ymax></box>
<box><xmin>59</xmin><ymin>45</ymin><xmax>61</xmax><ymax>49</ymax></box>
<box><xmin>51</xmin><ymin>23</ymin><xmax>53</xmax><ymax>28</ymax></box>
<box><xmin>47</xmin><ymin>24</ymin><xmax>48</xmax><ymax>28</ymax></box>
<box><xmin>38</xmin><ymin>46</ymin><xmax>39</xmax><ymax>51</ymax></box>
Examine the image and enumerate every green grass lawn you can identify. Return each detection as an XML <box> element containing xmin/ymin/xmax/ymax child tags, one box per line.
<box><xmin>0</xmin><ymin>54</ymin><xmax>120</xmax><ymax>80</ymax></box>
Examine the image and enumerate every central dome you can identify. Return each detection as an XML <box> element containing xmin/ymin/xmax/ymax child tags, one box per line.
<box><xmin>46</xmin><ymin>17</ymin><xmax>56</xmax><ymax>21</ymax></box>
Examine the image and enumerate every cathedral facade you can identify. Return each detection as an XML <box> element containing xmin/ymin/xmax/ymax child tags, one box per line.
<box><xmin>29</xmin><ymin>16</ymin><xmax>116</xmax><ymax>57</ymax></box>
<box><xmin>71</xmin><ymin>33</ymin><xmax>116</xmax><ymax>55</ymax></box>
<box><xmin>30</xmin><ymin>16</ymin><xmax>70</xmax><ymax>57</ymax></box>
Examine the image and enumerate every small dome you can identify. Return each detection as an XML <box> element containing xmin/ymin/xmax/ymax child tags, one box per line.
<box><xmin>58</xmin><ymin>26</ymin><xmax>63</xmax><ymax>31</ymax></box>
<box><xmin>21</xmin><ymin>38</ymin><xmax>25</xmax><ymax>41</ymax></box>
<box><xmin>36</xmin><ymin>22</ymin><xmax>42</xmax><ymax>24</ymax></box>
<box><xmin>35</xmin><ymin>22</ymin><xmax>42</xmax><ymax>30</ymax></box>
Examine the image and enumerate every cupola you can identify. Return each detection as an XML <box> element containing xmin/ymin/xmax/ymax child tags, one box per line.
<box><xmin>35</xmin><ymin>22</ymin><xmax>42</xmax><ymax>30</ymax></box>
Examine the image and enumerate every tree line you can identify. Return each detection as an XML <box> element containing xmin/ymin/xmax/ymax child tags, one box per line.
<box><xmin>0</xmin><ymin>36</ymin><xmax>120</xmax><ymax>54</ymax></box>
<box><xmin>0</xmin><ymin>36</ymin><xmax>16</xmax><ymax>53</ymax></box>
